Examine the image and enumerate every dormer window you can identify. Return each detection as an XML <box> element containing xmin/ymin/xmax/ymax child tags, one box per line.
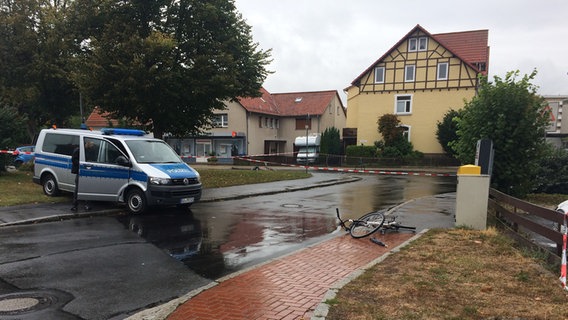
<box><xmin>475</xmin><ymin>62</ymin><xmax>487</xmax><ymax>72</ymax></box>
<box><xmin>295</xmin><ymin>97</ymin><xmax>303</xmax><ymax>103</ymax></box>
<box><xmin>408</xmin><ymin>37</ymin><xmax>428</xmax><ymax>52</ymax></box>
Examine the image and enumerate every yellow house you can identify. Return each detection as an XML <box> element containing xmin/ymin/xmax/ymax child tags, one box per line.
<box><xmin>345</xmin><ymin>24</ymin><xmax>489</xmax><ymax>154</ymax></box>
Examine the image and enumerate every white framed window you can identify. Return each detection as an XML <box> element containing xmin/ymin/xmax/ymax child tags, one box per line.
<box><xmin>418</xmin><ymin>37</ymin><xmax>428</xmax><ymax>51</ymax></box>
<box><xmin>408</xmin><ymin>38</ymin><xmax>417</xmax><ymax>52</ymax></box>
<box><xmin>399</xmin><ymin>125</ymin><xmax>411</xmax><ymax>142</ymax></box>
<box><xmin>408</xmin><ymin>37</ymin><xmax>427</xmax><ymax>52</ymax></box>
<box><xmin>374</xmin><ymin>66</ymin><xmax>385</xmax><ymax>83</ymax></box>
<box><xmin>437</xmin><ymin>62</ymin><xmax>448</xmax><ymax>80</ymax></box>
<box><xmin>405</xmin><ymin>65</ymin><xmax>415</xmax><ymax>82</ymax></box>
<box><xmin>213</xmin><ymin>114</ymin><xmax>228</xmax><ymax>128</ymax></box>
<box><xmin>395</xmin><ymin>95</ymin><xmax>412</xmax><ymax>114</ymax></box>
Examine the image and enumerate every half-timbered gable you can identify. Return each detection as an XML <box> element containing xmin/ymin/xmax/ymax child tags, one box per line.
<box><xmin>346</xmin><ymin>25</ymin><xmax>489</xmax><ymax>154</ymax></box>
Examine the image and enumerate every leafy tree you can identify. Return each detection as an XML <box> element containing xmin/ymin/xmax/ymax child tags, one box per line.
<box><xmin>436</xmin><ymin>109</ymin><xmax>461</xmax><ymax>157</ymax></box>
<box><xmin>72</xmin><ymin>0</ymin><xmax>272</xmax><ymax>138</ymax></box>
<box><xmin>533</xmin><ymin>147</ymin><xmax>568</xmax><ymax>194</ymax></box>
<box><xmin>0</xmin><ymin>105</ymin><xmax>28</xmax><ymax>171</ymax></box>
<box><xmin>0</xmin><ymin>0</ymin><xmax>79</xmax><ymax>139</ymax></box>
<box><xmin>452</xmin><ymin>70</ymin><xmax>549</xmax><ymax>197</ymax></box>
<box><xmin>319</xmin><ymin>127</ymin><xmax>341</xmax><ymax>165</ymax></box>
<box><xmin>375</xmin><ymin>113</ymin><xmax>418</xmax><ymax>159</ymax></box>
<box><xmin>320</xmin><ymin>127</ymin><xmax>341</xmax><ymax>155</ymax></box>
<box><xmin>377</xmin><ymin>114</ymin><xmax>402</xmax><ymax>145</ymax></box>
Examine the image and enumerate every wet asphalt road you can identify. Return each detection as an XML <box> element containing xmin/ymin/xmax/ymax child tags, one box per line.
<box><xmin>0</xmin><ymin>173</ymin><xmax>456</xmax><ymax>319</ymax></box>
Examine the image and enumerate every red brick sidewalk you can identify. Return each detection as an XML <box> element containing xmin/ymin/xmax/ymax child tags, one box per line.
<box><xmin>167</xmin><ymin>232</ymin><xmax>414</xmax><ymax>320</ymax></box>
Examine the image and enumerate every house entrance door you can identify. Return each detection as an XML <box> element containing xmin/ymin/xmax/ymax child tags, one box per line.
<box><xmin>196</xmin><ymin>140</ymin><xmax>212</xmax><ymax>162</ymax></box>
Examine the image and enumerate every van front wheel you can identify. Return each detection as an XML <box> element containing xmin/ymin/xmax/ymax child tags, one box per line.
<box><xmin>126</xmin><ymin>189</ymin><xmax>147</xmax><ymax>214</ymax></box>
<box><xmin>42</xmin><ymin>173</ymin><xmax>59</xmax><ymax>197</ymax></box>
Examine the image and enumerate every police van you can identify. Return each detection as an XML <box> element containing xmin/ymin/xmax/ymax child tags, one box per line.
<box><xmin>33</xmin><ymin>127</ymin><xmax>202</xmax><ymax>213</ymax></box>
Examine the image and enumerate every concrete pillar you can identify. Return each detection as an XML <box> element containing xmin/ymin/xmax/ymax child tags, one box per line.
<box><xmin>455</xmin><ymin>165</ymin><xmax>490</xmax><ymax>230</ymax></box>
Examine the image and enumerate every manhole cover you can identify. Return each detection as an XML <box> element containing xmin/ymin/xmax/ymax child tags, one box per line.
<box><xmin>282</xmin><ymin>204</ymin><xmax>302</xmax><ymax>208</ymax></box>
<box><xmin>0</xmin><ymin>293</ymin><xmax>55</xmax><ymax>315</ymax></box>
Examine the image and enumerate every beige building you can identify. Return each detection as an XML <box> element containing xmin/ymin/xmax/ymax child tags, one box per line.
<box><xmin>86</xmin><ymin>89</ymin><xmax>346</xmax><ymax>163</ymax></box>
<box><xmin>167</xmin><ymin>88</ymin><xmax>346</xmax><ymax>162</ymax></box>
<box><xmin>543</xmin><ymin>95</ymin><xmax>568</xmax><ymax>149</ymax></box>
<box><xmin>345</xmin><ymin>24</ymin><xmax>489</xmax><ymax>154</ymax></box>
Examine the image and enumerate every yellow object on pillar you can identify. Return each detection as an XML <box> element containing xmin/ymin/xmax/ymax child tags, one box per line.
<box><xmin>457</xmin><ymin>165</ymin><xmax>481</xmax><ymax>175</ymax></box>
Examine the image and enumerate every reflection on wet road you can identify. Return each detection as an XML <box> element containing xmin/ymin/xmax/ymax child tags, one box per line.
<box><xmin>120</xmin><ymin>174</ymin><xmax>456</xmax><ymax>279</ymax></box>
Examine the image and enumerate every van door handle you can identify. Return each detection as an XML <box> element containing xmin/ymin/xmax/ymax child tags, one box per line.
<box><xmin>85</xmin><ymin>165</ymin><xmax>93</xmax><ymax>170</ymax></box>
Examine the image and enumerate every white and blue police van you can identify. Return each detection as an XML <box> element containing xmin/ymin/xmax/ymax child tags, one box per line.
<box><xmin>33</xmin><ymin>127</ymin><xmax>202</xmax><ymax>213</ymax></box>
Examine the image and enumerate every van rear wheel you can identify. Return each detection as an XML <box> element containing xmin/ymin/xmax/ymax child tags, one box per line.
<box><xmin>126</xmin><ymin>189</ymin><xmax>147</xmax><ymax>214</ymax></box>
<box><xmin>42</xmin><ymin>173</ymin><xmax>59</xmax><ymax>197</ymax></box>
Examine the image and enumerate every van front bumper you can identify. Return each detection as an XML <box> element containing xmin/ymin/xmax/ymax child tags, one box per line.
<box><xmin>146</xmin><ymin>184</ymin><xmax>202</xmax><ymax>206</ymax></box>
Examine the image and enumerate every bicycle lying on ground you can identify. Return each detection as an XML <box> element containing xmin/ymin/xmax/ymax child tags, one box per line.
<box><xmin>336</xmin><ymin>208</ymin><xmax>416</xmax><ymax>239</ymax></box>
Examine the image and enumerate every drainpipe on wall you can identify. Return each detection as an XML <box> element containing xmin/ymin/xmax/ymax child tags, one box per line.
<box><xmin>245</xmin><ymin>111</ymin><xmax>250</xmax><ymax>155</ymax></box>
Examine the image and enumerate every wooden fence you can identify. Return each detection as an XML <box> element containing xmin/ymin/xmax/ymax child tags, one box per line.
<box><xmin>488</xmin><ymin>188</ymin><xmax>564</xmax><ymax>256</ymax></box>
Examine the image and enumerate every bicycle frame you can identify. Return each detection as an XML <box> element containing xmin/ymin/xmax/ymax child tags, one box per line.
<box><xmin>336</xmin><ymin>208</ymin><xmax>415</xmax><ymax>238</ymax></box>
<box><xmin>336</xmin><ymin>208</ymin><xmax>386</xmax><ymax>238</ymax></box>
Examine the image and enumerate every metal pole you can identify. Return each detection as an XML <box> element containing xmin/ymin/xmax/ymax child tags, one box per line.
<box><xmin>305</xmin><ymin>113</ymin><xmax>309</xmax><ymax>173</ymax></box>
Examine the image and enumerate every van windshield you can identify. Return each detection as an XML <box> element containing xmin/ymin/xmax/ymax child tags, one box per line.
<box><xmin>125</xmin><ymin>140</ymin><xmax>182</xmax><ymax>164</ymax></box>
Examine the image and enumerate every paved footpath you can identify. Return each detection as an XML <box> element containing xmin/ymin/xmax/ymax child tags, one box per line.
<box><xmin>165</xmin><ymin>232</ymin><xmax>416</xmax><ymax>320</ymax></box>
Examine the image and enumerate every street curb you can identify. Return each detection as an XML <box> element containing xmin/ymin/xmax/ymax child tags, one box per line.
<box><xmin>0</xmin><ymin>176</ymin><xmax>362</xmax><ymax>228</ymax></box>
<box><xmin>310</xmin><ymin>229</ymin><xmax>429</xmax><ymax>319</ymax></box>
<box><xmin>0</xmin><ymin>208</ymin><xmax>124</xmax><ymax>227</ymax></box>
<box><xmin>199</xmin><ymin>176</ymin><xmax>362</xmax><ymax>202</ymax></box>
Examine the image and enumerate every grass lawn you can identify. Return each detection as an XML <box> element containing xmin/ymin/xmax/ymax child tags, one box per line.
<box><xmin>326</xmin><ymin>228</ymin><xmax>568</xmax><ymax>319</ymax></box>
<box><xmin>0</xmin><ymin>167</ymin><xmax>311</xmax><ymax>207</ymax></box>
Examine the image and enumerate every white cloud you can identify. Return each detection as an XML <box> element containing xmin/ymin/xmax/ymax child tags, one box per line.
<box><xmin>234</xmin><ymin>0</ymin><xmax>568</xmax><ymax>100</ymax></box>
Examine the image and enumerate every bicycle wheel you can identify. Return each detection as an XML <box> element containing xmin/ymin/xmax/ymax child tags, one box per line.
<box><xmin>350</xmin><ymin>212</ymin><xmax>385</xmax><ymax>238</ymax></box>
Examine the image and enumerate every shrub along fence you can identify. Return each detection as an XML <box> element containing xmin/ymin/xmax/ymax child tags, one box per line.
<box><xmin>489</xmin><ymin>188</ymin><xmax>564</xmax><ymax>264</ymax></box>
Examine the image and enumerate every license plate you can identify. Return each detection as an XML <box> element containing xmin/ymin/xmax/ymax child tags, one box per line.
<box><xmin>180</xmin><ymin>197</ymin><xmax>194</xmax><ymax>204</ymax></box>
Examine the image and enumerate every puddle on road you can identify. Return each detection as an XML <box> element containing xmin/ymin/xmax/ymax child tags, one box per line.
<box><xmin>117</xmin><ymin>208</ymin><xmax>337</xmax><ymax>279</ymax></box>
<box><xmin>118</xmin><ymin>175</ymin><xmax>456</xmax><ymax>280</ymax></box>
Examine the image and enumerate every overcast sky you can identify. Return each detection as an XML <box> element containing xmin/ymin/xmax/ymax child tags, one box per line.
<box><xmin>233</xmin><ymin>0</ymin><xmax>568</xmax><ymax>102</ymax></box>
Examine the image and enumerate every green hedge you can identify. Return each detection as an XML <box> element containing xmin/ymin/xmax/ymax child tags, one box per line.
<box><xmin>345</xmin><ymin>145</ymin><xmax>377</xmax><ymax>165</ymax></box>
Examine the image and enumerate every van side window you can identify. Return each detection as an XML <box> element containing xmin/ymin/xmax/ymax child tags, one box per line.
<box><xmin>84</xmin><ymin>137</ymin><xmax>122</xmax><ymax>165</ymax></box>
<box><xmin>84</xmin><ymin>138</ymin><xmax>101</xmax><ymax>162</ymax></box>
<box><xmin>42</xmin><ymin>133</ymin><xmax>79</xmax><ymax>156</ymax></box>
<box><xmin>106</xmin><ymin>137</ymin><xmax>128</xmax><ymax>156</ymax></box>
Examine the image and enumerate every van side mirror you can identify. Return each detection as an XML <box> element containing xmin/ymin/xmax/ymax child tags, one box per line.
<box><xmin>116</xmin><ymin>156</ymin><xmax>131</xmax><ymax>167</ymax></box>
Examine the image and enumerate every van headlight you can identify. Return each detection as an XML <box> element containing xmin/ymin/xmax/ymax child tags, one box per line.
<box><xmin>149</xmin><ymin>177</ymin><xmax>172</xmax><ymax>185</ymax></box>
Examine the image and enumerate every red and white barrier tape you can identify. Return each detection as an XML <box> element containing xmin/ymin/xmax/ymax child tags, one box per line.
<box><xmin>179</xmin><ymin>152</ymin><xmax>295</xmax><ymax>160</ymax></box>
<box><xmin>234</xmin><ymin>156</ymin><xmax>456</xmax><ymax>177</ymax></box>
<box><xmin>561</xmin><ymin>211</ymin><xmax>567</xmax><ymax>290</ymax></box>
<box><xmin>0</xmin><ymin>150</ymin><xmax>34</xmax><ymax>155</ymax></box>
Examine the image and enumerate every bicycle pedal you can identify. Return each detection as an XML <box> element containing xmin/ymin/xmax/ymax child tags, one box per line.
<box><xmin>370</xmin><ymin>237</ymin><xmax>387</xmax><ymax>247</ymax></box>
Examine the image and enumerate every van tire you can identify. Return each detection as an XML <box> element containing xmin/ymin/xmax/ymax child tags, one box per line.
<box><xmin>42</xmin><ymin>173</ymin><xmax>59</xmax><ymax>197</ymax></box>
<box><xmin>126</xmin><ymin>189</ymin><xmax>147</xmax><ymax>214</ymax></box>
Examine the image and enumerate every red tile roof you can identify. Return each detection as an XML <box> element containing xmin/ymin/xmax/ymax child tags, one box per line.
<box><xmin>272</xmin><ymin>90</ymin><xmax>339</xmax><ymax>116</ymax></box>
<box><xmin>86</xmin><ymin>89</ymin><xmax>345</xmax><ymax>125</ymax></box>
<box><xmin>433</xmin><ymin>29</ymin><xmax>489</xmax><ymax>71</ymax></box>
<box><xmin>351</xmin><ymin>24</ymin><xmax>489</xmax><ymax>86</ymax></box>
<box><xmin>239</xmin><ymin>89</ymin><xmax>345</xmax><ymax>117</ymax></box>
<box><xmin>85</xmin><ymin>107</ymin><xmax>119</xmax><ymax>128</ymax></box>
<box><xmin>238</xmin><ymin>87</ymin><xmax>280</xmax><ymax>115</ymax></box>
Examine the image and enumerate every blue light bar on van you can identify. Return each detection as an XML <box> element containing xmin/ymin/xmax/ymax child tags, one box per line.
<box><xmin>101</xmin><ymin>128</ymin><xmax>146</xmax><ymax>136</ymax></box>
